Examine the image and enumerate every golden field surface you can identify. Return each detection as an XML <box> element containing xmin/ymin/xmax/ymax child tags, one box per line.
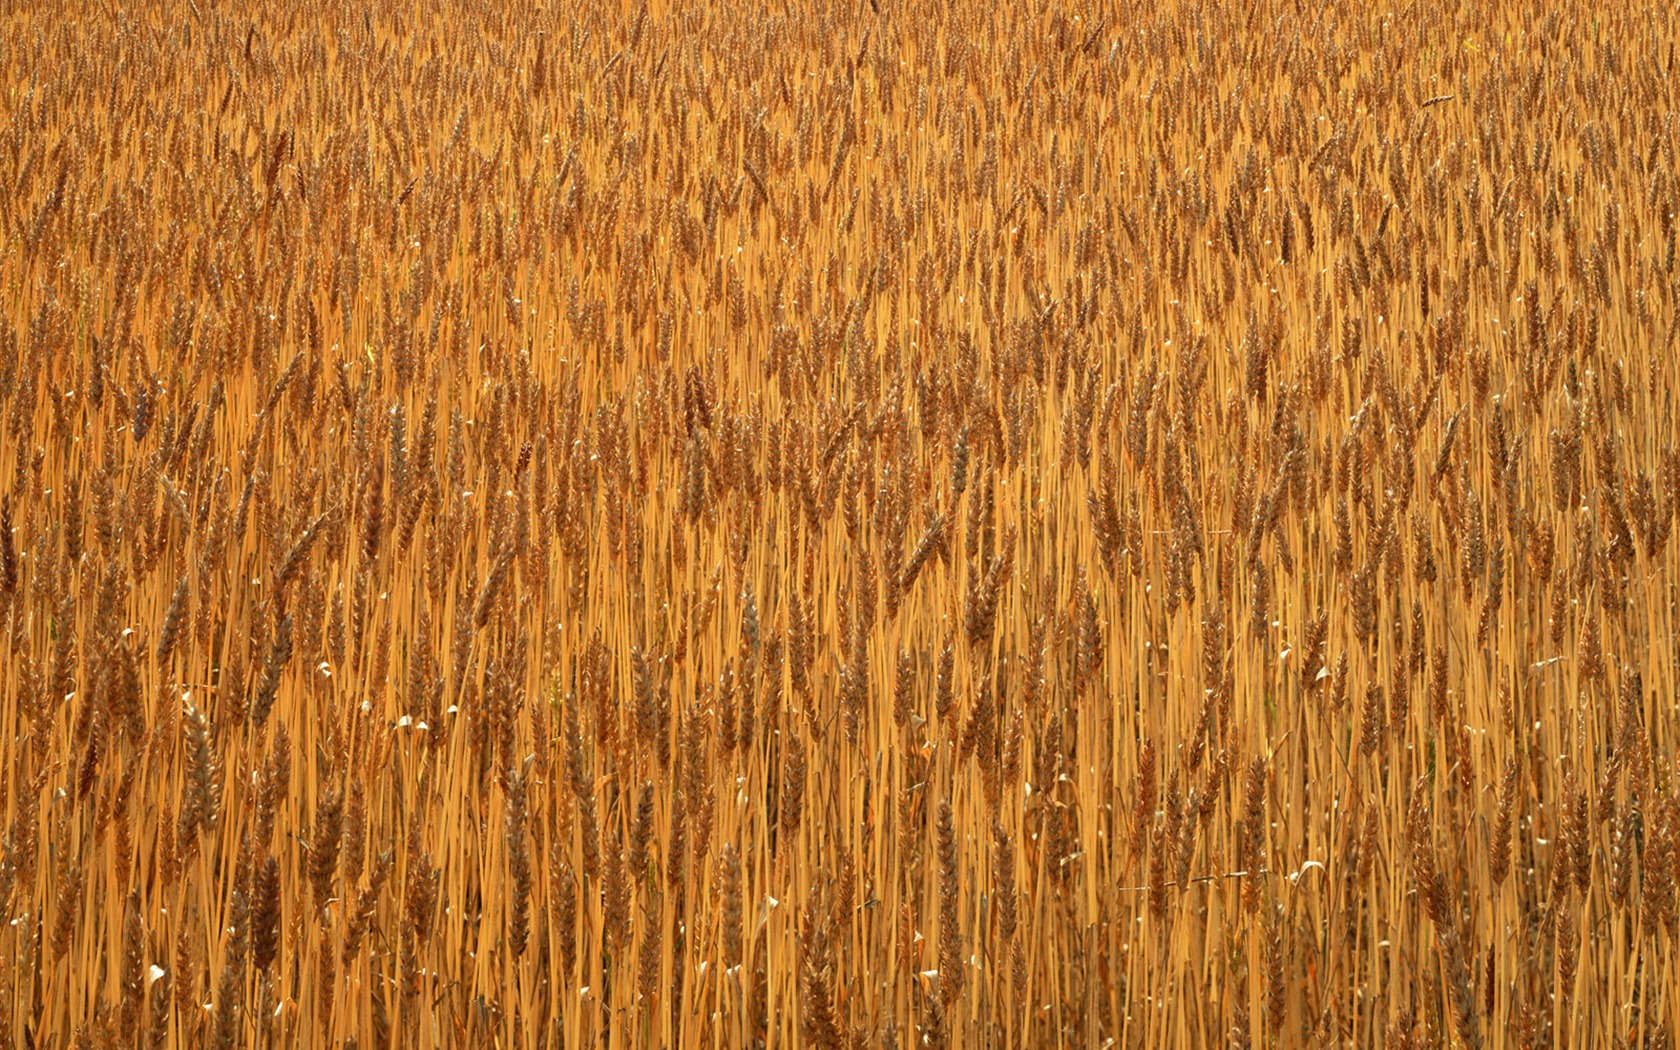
<box><xmin>1</xmin><ymin>0</ymin><xmax>1678</xmax><ymax>1046</ymax></box>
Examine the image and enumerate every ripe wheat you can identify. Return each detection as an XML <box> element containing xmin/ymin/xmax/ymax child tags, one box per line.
<box><xmin>1</xmin><ymin>0</ymin><xmax>1678</xmax><ymax>1047</ymax></box>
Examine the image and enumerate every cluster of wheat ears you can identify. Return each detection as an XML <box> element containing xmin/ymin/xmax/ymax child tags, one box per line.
<box><xmin>1</xmin><ymin>0</ymin><xmax>1678</xmax><ymax>1046</ymax></box>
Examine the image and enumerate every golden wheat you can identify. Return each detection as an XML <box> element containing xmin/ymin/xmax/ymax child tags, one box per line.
<box><xmin>1</xmin><ymin>0</ymin><xmax>1678</xmax><ymax>1047</ymax></box>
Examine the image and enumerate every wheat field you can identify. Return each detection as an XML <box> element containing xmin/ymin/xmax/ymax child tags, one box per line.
<box><xmin>1</xmin><ymin>0</ymin><xmax>1677</xmax><ymax>1046</ymax></box>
